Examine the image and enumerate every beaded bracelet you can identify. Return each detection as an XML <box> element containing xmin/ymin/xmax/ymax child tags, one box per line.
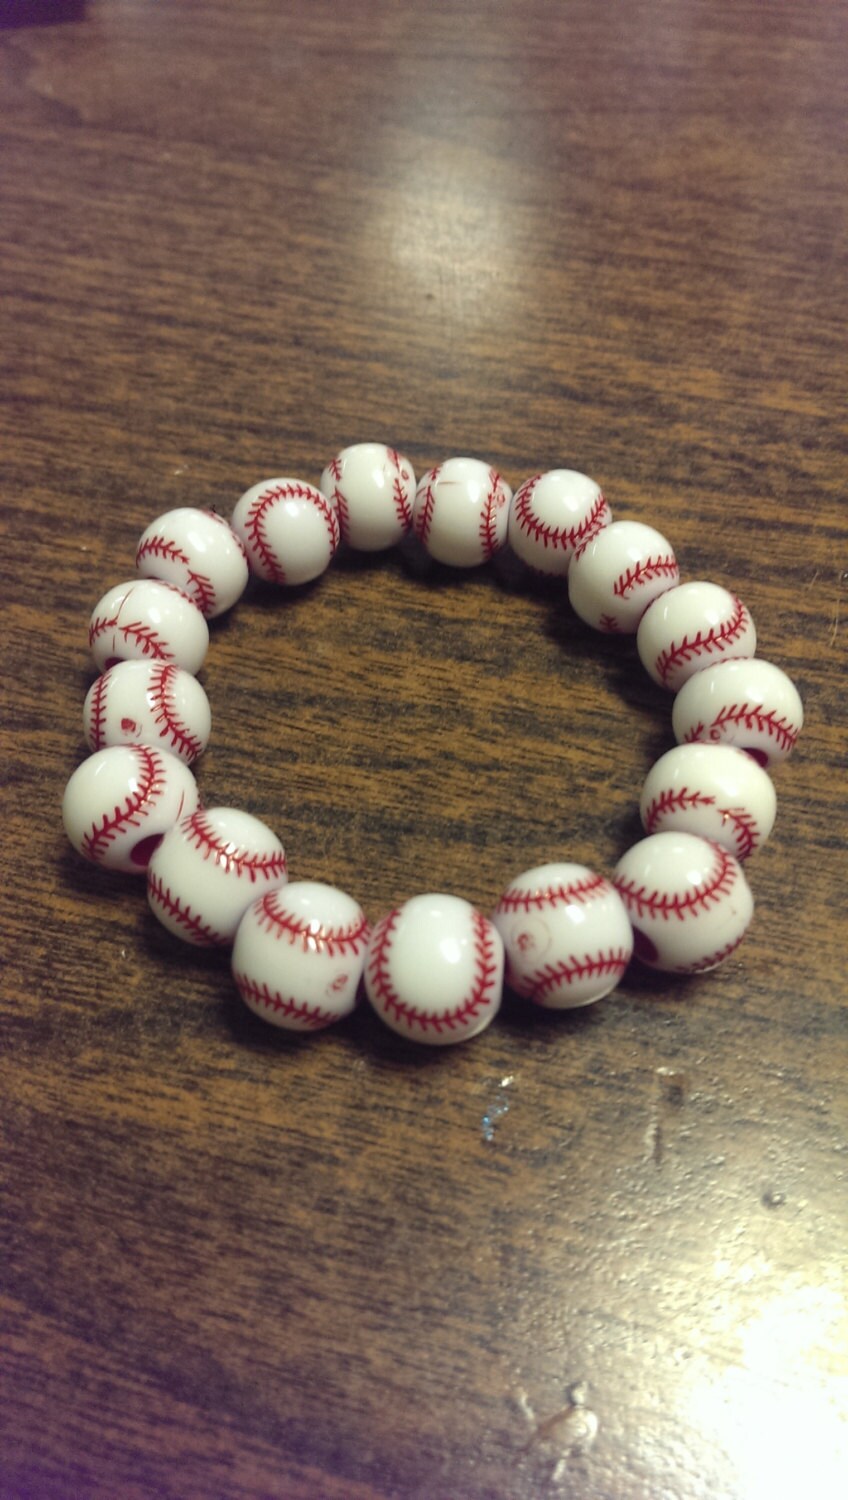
<box><xmin>62</xmin><ymin>446</ymin><xmax>804</xmax><ymax>1046</ymax></box>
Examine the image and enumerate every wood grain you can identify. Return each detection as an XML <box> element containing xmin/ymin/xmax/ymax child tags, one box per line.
<box><xmin>1</xmin><ymin>2</ymin><xmax>846</xmax><ymax>1497</ymax></box>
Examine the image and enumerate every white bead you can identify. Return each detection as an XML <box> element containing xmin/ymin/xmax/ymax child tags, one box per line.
<box><xmin>672</xmin><ymin>657</ymin><xmax>804</xmax><ymax>767</ymax></box>
<box><xmin>492</xmin><ymin>862</ymin><xmax>633</xmax><ymax>1008</ymax></box>
<box><xmin>639</xmin><ymin>743</ymin><xmax>776</xmax><ymax>860</ymax></box>
<box><xmin>88</xmin><ymin>579</ymin><xmax>209</xmax><ymax>675</ymax></box>
<box><xmin>83</xmin><ymin>660</ymin><xmax>211</xmax><ymax>764</ymax></box>
<box><xmin>319</xmin><ymin>443</ymin><xmax>416</xmax><ymax>551</ymax></box>
<box><xmin>364</xmin><ymin>893</ymin><xmax>504</xmax><ymax>1045</ymax></box>
<box><xmin>567</xmin><ymin>520</ymin><xmax>679</xmax><ymax>633</ymax></box>
<box><xmin>233</xmin><ymin>881</ymin><xmax>371</xmax><ymax>1031</ymax></box>
<box><xmin>412</xmin><ymin>458</ymin><xmax>512</xmax><ymax>567</ymax></box>
<box><xmin>613</xmin><ymin>832</ymin><xmax>753</xmax><ymax>973</ymax></box>
<box><xmin>508</xmin><ymin>470</ymin><xmax>611</xmax><ymax>576</ymax></box>
<box><xmin>231</xmin><ymin>478</ymin><xmax>340</xmax><ymax>585</ymax></box>
<box><xmin>62</xmin><ymin>744</ymin><xmax>199</xmax><ymax>873</ymax></box>
<box><xmin>636</xmin><ymin>581</ymin><xmax>756</xmax><ymax>691</ymax></box>
<box><xmin>136</xmin><ymin>507</ymin><xmax>249</xmax><ymax>617</ymax></box>
<box><xmin>147</xmin><ymin>806</ymin><xmax>288</xmax><ymax>947</ymax></box>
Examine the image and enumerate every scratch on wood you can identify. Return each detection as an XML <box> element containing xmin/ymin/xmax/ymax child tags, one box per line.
<box><xmin>646</xmin><ymin>1067</ymin><xmax>688</xmax><ymax>1167</ymax></box>
<box><xmin>829</xmin><ymin>570</ymin><xmax>846</xmax><ymax>646</ymax></box>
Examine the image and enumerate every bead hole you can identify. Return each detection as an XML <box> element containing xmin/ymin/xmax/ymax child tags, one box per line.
<box><xmin>131</xmin><ymin>833</ymin><xmax>165</xmax><ymax>868</ymax></box>
<box><xmin>632</xmin><ymin>927</ymin><xmax>659</xmax><ymax>964</ymax></box>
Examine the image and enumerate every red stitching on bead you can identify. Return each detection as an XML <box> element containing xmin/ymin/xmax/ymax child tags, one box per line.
<box><xmin>327</xmin><ymin>456</ymin><xmax>343</xmax><ymax>482</ymax></box>
<box><xmin>513</xmin><ymin>480</ymin><xmax>609</xmax><ymax>552</ymax></box>
<box><xmin>88</xmin><ymin>609</ymin><xmax>174</xmax><ymax>661</ymax></box>
<box><xmin>645</xmin><ymin>789</ymin><xmax>758</xmax><ymax>862</ymax></box>
<box><xmin>148</xmin><ymin>662</ymin><xmax>204</xmax><ymax>762</ymax></box>
<box><xmin>81</xmin><ymin>745</ymin><xmax>164</xmax><ymax>862</ymax></box>
<box><xmin>718</xmin><ymin>806</ymin><xmax>760</xmax><ymax>862</ymax></box>
<box><xmin>644</xmin><ymin>787</ymin><xmax>716</xmax><ymax>833</ymax></box>
<box><xmin>612</xmin><ymin>554</ymin><xmax>678</xmax><ymax>600</ymax></box>
<box><xmin>181</xmin><ymin>810</ymin><xmax>287</xmax><ymax>882</ymax></box>
<box><xmin>366</xmin><ymin>907</ymin><xmax>403</xmax><ymax>1010</ymax></box>
<box><xmin>524</xmin><ymin>948</ymin><xmax>630</xmax><ymax>1003</ymax></box>
<box><xmin>159</xmin><ymin>578</ymin><xmax>200</xmax><ymax>603</ymax></box>
<box><xmin>313</xmin><ymin>487</ymin><xmax>341</xmax><ymax>551</ymax></box>
<box><xmin>414</xmin><ymin>472</ymin><xmax>438</xmax><ymax>545</ymax></box>
<box><xmin>184</xmin><ymin>569</ymin><xmax>217</xmax><ymax>616</ymax></box>
<box><xmin>123</xmin><ymin>620</ymin><xmax>173</xmax><ymax>658</ymax></box>
<box><xmin>513</xmin><ymin>471</ymin><xmax>541</xmax><ymax>506</ymax></box>
<box><xmin>137</xmin><ymin>534</ymin><xmax>218</xmax><ymax>614</ymax></box>
<box><xmin>136</xmin><ymin>534</ymin><xmax>190</xmax><ymax>569</ymax></box>
<box><xmin>698</xmin><ymin>702</ymin><xmax>800</xmax><ymax>755</ymax></box>
<box><xmin>253</xmin><ymin>890</ymin><xmax>371</xmax><ymax>956</ymax></box>
<box><xmin>654</xmin><ymin>597</ymin><xmax>750</xmax><ymax>687</ymax></box>
<box><xmin>243</xmin><ymin>483</ymin><xmax>336</xmax><ymax>582</ymax></box>
<box><xmin>598</xmin><ymin>613</ymin><xmax>621</xmax><ymax>633</ymax></box>
<box><xmin>479</xmin><ymin>469</ymin><xmax>506</xmax><ymax>560</ymax></box>
<box><xmin>578</xmin><ymin>493</ymin><xmax>610</xmax><ymax>545</ymax></box>
<box><xmin>497</xmin><ymin>872</ymin><xmax>608</xmax><ymax>914</ymax></box>
<box><xmin>148</xmin><ymin>871</ymin><xmax>228</xmax><ymax>945</ymax></box>
<box><xmin>366</xmin><ymin>909</ymin><xmax>499</xmax><ymax>1035</ymax></box>
<box><xmin>673</xmin><ymin>931</ymin><xmax>746</xmax><ymax>974</ymax></box>
<box><xmin>331</xmin><ymin>485</ymin><xmax>351</xmax><ymax>543</ymax></box>
<box><xmin>614</xmin><ymin>841</ymin><xmax>737</xmax><ymax>923</ymax></box>
<box><xmin>234</xmin><ymin>973</ymin><xmax>337</xmax><ymax>1028</ymax></box>
<box><xmin>88</xmin><ymin>672</ymin><xmax>109</xmax><ymax>750</ymax></box>
<box><xmin>243</xmin><ymin>487</ymin><xmax>287</xmax><ymax>581</ymax></box>
<box><xmin>470</xmin><ymin>906</ymin><xmax>501</xmax><ymax>1008</ymax></box>
<box><xmin>387</xmin><ymin>448</ymin><xmax>412</xmax><ymax>486</ymax></box>
<box><xmin>392</xmin><ymin>475</ymin><xmax>412</xmax><ymax>529</ymax></box>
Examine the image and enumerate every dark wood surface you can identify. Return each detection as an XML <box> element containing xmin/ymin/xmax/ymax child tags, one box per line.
<box><xmin>2</xmin><ymin>3</ymin><xmax>846</xmax><ymax>1497</ymax></box>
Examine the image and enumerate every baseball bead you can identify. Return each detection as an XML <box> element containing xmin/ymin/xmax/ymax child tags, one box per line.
<box><xmin>508</xmin><ymin>470</ymin><xmax>610</xmax><ymax>576</ymax></box>
<box><xmin>147</xmin><ymin>806</ymin><xmax>288</xmax><ymax>947</ymax></box>
<box><xmin>136</xmin><ymin>507</ymin><xmax>249</xmax><ymax>618</ymax></box>
<box><xmin>672</xmin><ymin>657</ymin><xmax>804</xmax><ymax>767</ymax></box>
<box><xmin>492</xmin><ymin>863</ymin><xmax>633</xmax><ymax>1008</ymax></box>
<box><xmin>88</xmin><ymin>579</ymin><xmax>209</xmax><ymax>675</ymax></box>
<box><xmin>412</xmin><ymin>458</ymin><xmax>512</xmax><ymax>567</ymax></box>
<box><xmin>613</xmin><ymin>831</ymin><xmax>753</xmax><ymax>974</ymax></box>
<box><xmin>567</xmin><ymin>520</ymin><xmax>680</xmax><ymax>633</ymax></box>
<box><xmin>62</xmin><ymin>744</ymin><xmax>199</xmax><ymax>873</ymax></box>
<box><xmin>319</xmin><ymin>443</ymin><xmax>416</xmax><ymax>551</ymax></box>
<box><xmin>233</xmin><ymin>881</ymin><xmax>371</xmax><ymax>1031</ymax></box>
<box><xmin>231</xmin><ymin>478</ymin><xmax>340</xmax><ymax>586</ymax></box>
<box><xmin>639</xmin><ymin>743</ymin><xmax>777</xmax><ymax>860</ymax></box>
<box><xmin>637</xmin><ymin>581</ymin><xmax>756</xmax><ymax>692</ymax></box>
<box><xmin>364</xmin><ymin>893</ymin><xmax>504</xmax><ymax>1045</ymax></box>
<box><xmin>83</xmin><ymin>660</ymin><xmax>211</xmax><ymax>764</ymax></box>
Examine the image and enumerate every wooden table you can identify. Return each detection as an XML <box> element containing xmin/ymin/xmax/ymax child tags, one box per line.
<box><xmin>2</xmin><ymin>3</ymin><xmax>846</xmax><ymax>1496</ymax></box>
